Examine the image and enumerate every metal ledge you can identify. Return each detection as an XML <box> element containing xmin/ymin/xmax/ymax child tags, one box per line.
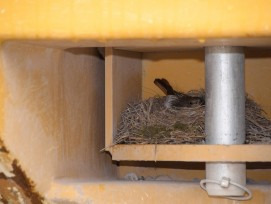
<box><xmin>109</xmin><ymin>144</ymin><xmax>271</xmax><ymax>162</ymax></box>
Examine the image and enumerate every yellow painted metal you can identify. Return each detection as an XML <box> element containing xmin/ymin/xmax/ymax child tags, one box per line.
<box><xmin>0</xmin><ymin>0</ymin><xmax>271</xmax><ymax>41</ymax></box>
<box><xmin>47</xmin><ymin>179</ymin><xmax>271</xmax><ymax>204</ymax></box>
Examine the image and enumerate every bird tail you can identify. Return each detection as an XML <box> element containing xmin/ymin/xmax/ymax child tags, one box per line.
<box><xmin>154</xmin><ymin>78</ymin><xmax>176</xmax><ymax>95</ymax></box>
<box><xmin>154</xmin><ymin>78</ymin><xmax>205</xmax><ymax>108</ymax></box>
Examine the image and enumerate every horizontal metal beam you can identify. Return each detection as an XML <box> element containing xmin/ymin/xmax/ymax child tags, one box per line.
<box><xmin>110</xmin><ymin>144</ymin><xmax>271</xmax><ymax>162</ymax></box>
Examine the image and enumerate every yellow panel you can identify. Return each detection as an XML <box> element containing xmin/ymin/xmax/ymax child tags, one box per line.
<box><xmin>0</xmin><ymin>0</ymin><xmax>271</xmax><ymax>41</ymax></box>
<box><xmin>47</xmin><ymin>179</ymin><xmax>271</xmax><ymax>204</ymax></box>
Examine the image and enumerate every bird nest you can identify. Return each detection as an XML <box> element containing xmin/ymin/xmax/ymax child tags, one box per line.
<box><xmin>114</xmin><ymin>90</ymin><xmax>271</xmax><ymax>145</ymax></box>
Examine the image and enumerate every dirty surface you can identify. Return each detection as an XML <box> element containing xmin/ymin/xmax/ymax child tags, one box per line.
<box><xmin>0</xmin><ymin>139</ymin><xmax>44</xmax><ymax>204</ymax></box>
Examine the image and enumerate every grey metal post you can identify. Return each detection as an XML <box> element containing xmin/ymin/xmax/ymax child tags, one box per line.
<box><xmin>205</xmin><ymin>46</ymin><xmax>246</xmax><ymax>196</ymax></box>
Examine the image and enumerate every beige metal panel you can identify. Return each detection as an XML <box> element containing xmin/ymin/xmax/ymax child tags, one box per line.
<box><xmin>105</xmin><ymin>48</ymin><xmax>142</xmax><ymax>147</ymax></box>
<box><xmin>1</xmin><ymin>42</ymin><xmax>116</xmax><ymax>193</ymax></box>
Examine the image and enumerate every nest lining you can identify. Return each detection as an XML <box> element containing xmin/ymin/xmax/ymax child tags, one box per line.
<box><xmin>115</xmin><ymin>90</ymin><xmax>271</xmax><ymax>145</ymax></box>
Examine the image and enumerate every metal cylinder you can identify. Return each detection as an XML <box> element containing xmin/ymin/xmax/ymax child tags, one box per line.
<box><xmin>205</xmin><ymin>46</ymin><xmax>246</xmax><ymax>196</ymax></box>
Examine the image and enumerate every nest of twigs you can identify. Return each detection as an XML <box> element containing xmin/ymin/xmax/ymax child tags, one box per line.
<box><xmin>115</xmin><ymin>90</ymin><xmax>271</xmax><ymax>145</ymax></box>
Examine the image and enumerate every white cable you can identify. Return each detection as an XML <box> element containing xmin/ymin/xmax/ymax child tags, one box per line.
<box><xmin>200</xmin><ymin>178</ymin><xmax>252</xmax><ymax>201</ymax></box>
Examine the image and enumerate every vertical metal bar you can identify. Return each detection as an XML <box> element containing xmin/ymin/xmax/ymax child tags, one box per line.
<box><xmin>205</xmin><ymin>46</ymin><xmax>246</xmax><ymax>196</ymax></box>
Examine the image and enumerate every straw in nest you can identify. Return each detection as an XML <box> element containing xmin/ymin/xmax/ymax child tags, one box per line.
<box><xmin>115</xmin><ymin>90</ymin><xmax>271</xmax><ymax>145</ymax></box>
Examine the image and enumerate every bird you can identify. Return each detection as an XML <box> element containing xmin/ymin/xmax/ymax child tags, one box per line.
<box><xmin>154</xmin><ymin>78</ymin><xmax>205</xmax><ymax>108</ymax></box>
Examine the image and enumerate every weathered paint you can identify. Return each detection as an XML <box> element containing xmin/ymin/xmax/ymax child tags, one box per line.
<box><xmin>0</xmin><ymin>42</ymin><xmax>116</xmax><ymax>193</ymax></box>
<box><xmin>47</xmin><ymin>179</ymin><xmax>271</xmax><ymax>204</ymax></box>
